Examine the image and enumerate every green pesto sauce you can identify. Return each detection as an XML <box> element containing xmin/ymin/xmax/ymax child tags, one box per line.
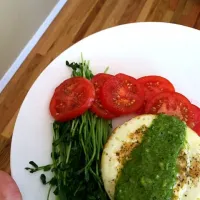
<box><xmin>115</xmin><ymin>114</ymin><xmax>186</xmax><ymax>200</ymax></box>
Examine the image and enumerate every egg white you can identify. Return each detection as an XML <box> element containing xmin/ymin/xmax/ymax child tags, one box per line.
<box><xmin>101</xmin><ymin>114</ymin><xmax>200</xmax><ymax>200</ymax></box>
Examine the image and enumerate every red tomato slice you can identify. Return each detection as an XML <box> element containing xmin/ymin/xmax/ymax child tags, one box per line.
<box><xmin>50</xmin><ymin>77</ymin><xmax>95</xmax><ymax>121</ymax></box>
<box><xmin>190</xmin><ymin>104</ymin><xmax>200</xmax><ymax>135</ymax></box>
<box><xmin>116</xmin><ymin>73</ymin><xmax>137</xmax><ymax>81</ymax></box>
<box><xmin>135</xmin><ymin>104</ymin><xmax>145</xmax><ymax>115</ymax></box>
<box><xmin>100</xmin><ymin>73</ymin><xmax>144</xmax><ymax>115</ymax></box>
<box><xmin>90</xmin><ymin>73</ymin><xmax>116</xmax><ymax>119</ymax></box>
<box><xmin>138</xmin><ymin>75</ymin><xmax>175</xmax><ymax>101</ymax></box>
<box><xmin>145</xmin><ymin>92</ymin><xmax>193</xmax><ymax>124</ymax></box>
<box><xmin>193</xmin><ymin>123</ymin><xmax>200</xmax><ymax>136</ymax></box>
<box><xmin>136</xmin><ymin>76</ymin><xmax>175</xmax><ymax>115</ymax></box>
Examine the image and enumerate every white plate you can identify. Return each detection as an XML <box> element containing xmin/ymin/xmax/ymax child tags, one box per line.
<box><xmin>11</xmin><ymin>22</ymin><xmax>200</xmax><ymax>200</ymax></box>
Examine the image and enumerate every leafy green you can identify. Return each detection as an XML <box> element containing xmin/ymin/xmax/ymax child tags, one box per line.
<box><xmin>29</xmin><ymin>161</ymin><xmax>38</xmax><ymax>168</ymax></box>
<box><xmin>26</xmin><ymin>55</ymin><xmax>111</xmax><ymax>200</ymax></box>
<box><xmin>66</xmin><ymin>54</ymin><xmax>93</xmax><ymax>79</ymax></box>
<box><xmin>40</xmin><ymin>174</ymin><xmax>47</xmax><ymax>184</ymax></box>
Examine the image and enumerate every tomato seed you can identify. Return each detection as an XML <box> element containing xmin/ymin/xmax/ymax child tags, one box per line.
<box><xmin>152</xmin><ymin>107</ymin><xmax>156</xmax><ymax>112</ymax></box>
<box><xmin>183</xmin><ymin>107</ymin><xmax>188</xmax><ymax>112</ymax></box>
<box><xmin>190</xmin><ymin>122</ymin><xmax>195</xmax><ymax>128</ymax></box>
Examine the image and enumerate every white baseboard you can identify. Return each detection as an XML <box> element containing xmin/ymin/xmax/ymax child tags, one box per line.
<box><xmin>0</xmin><ymin>0</ymin><xmax>67</xmax><ymax>93</ymax></box>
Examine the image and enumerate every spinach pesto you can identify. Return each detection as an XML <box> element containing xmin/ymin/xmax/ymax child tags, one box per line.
<box><xmin>115</xmin><ymin>114</ymin><xmax>187</xmax><ymax>200</ymax></box>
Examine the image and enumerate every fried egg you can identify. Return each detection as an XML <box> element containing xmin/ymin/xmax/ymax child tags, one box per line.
<box><xmin>101</xmin><ymin>114</ymin><xmax>200</xmax><ymax>200</ymax></box>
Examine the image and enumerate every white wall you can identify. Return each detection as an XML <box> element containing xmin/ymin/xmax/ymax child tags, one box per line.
<box><xmin>0</xmin><ymin>0</ymin><xmax>58</xmax><ymax>79</ymax></box>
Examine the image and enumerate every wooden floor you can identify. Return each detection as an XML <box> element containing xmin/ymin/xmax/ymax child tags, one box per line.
<box><xmin>0</xmin><ymin>0</ymin><xmax>200</xmax><ymax>173</ymax></box>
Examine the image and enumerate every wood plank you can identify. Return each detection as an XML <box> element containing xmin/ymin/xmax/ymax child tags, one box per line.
<box><xmin>100</xmin><ymin>0</ymin><xmax>135</xmax><ymax>29</ymax></box>
<box><xmin>169</xmin><ymin>0</ymin><xmax>180</xmax><ymax>11</ymax></box>
<box><xmin>180</xmin><ymin>2</ymin><xmax>200</xmax><ymax>27</ymax></box>
<box><xmin>0</xmin><ymin>54</ymin><xmax>43</xmax><ymax>135</ymax></box>
<box><xmin>48</xmin><ymin>0</ymin><xmax>106</xmax><ymax>54</ymax></box>
<box><xmin>183</xmin><ymin>9</ymin><xmax>200</xmax><ymax>27</ymax></box>
<box><xmin>194</xmin><ymin>12</ymin><xmax>200</xmax><ymax>30</ymax></box>
<box><xmin>151</xmin><ymin>0</ymin><xmax>170</xmax><ymax>22</ymax></box>
<box><xmin>145</xmin><ymin>0</ymin><xmax>161</xmax><ymax>21</ymax></box>
<box><xmin>1</xmin><ymin>110</ymin><xmax>19</xmax><ymax>139</ymax></box>
<box><xmin>0</xmin><ymin>136</ymin><xmax>11</xmax><ymax>173</ymax></box>
<box><xmin>72</xmin><ymin>0</ymin><xmax>107</xmax><ymax>43</ymax></box>
<box><xmin>182</xmin><ymin>0</ymin><xmax>193</xmax><ymax>15</ymax></box>
<box><xmin>84</xmin><ymin>0</ymin><xmax>120</xmax><ymax>37</ymax></box>
<box><xmin>118</xmin><ymin>0</ymin><xmax>147</xmax><ymax>23</ymax></box>
<box><xmin>171</xmin><ymin>0</ymin><xmax>187</xmax><ymax>23</ymax></box>
<box><xmin>163</xmin><ymin>9</ymin><xmax>174</xmax><ymax>22</ymax></box>
<box><xmin>137</xmin><ymin>0</ymin><xmax>157</xmax><ymax>22</ymax></box>
<box><xmin>37</xmin><ymin>0</ymin><xmax>82</xmax><ymax>56</ymax></box>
